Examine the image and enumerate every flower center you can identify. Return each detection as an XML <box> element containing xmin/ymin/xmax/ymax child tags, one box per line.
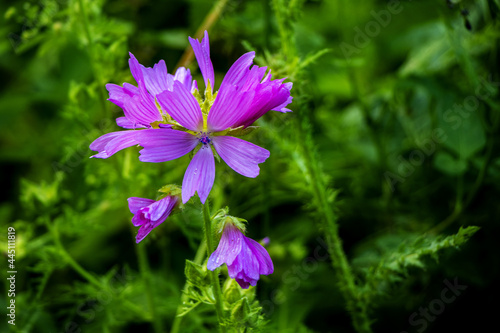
<box><xmin>198</xmin><ymin>132</ymin><xmax>212</xmax><ymax>146</ymax></box>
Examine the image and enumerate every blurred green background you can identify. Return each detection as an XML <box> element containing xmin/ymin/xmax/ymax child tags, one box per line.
<box><xmin>1</xmin><ymin>0</ymin><xmax>499</xmax><ymax>332</ymax></box>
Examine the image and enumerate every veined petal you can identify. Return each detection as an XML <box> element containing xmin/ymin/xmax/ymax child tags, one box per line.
<box><xmin>89</xmin><ymin>131</ymin><xmax>138</xmax><ymax>159</ymax></box>
<box><xmin>121</xmin><ymin>83</ymin><xmax>163</xmax><ymax>126</ymax></box>
<box><xmin>244</xmin><ymin>236</ymin><xmax>274</xmax><ymax>275</ymax></box>
<box><xmin>191</xmin><ymin>80</ymin><xmax>198</xmax><ymax>93</ymax></box>
<box><xmin>207</xmin><ymin>85</ymin><xmax>255</xmax><ymax>132</ymax></box>
<box><xmin>227</xmin><ymin>241</ymin><xmax>260</xmax><ymax>281</ymax></box>
<box><xmin>188</xmin><ymin>30</ymin><xmax>214</xmax><ymax>93</ymax></box>
<box><xmin>141</xmin><ymin>59</ymin><xmax>174</xmax><ymax>96</ymax></box>
<box><xmin>136</xmin><ymin>129</ymin><xmax>198</xmax><ymax>163</ymax></box>
<box><xmin>128</xmin><ymin>52</ymin><xmax>144</xmax><ymax>84</ymax></box>
<box><xmin>136</xmin><ymin>224</ymin><xmax>155</xmax><ymax>243</ymax></box>
<box><xmin>128</xmin><ymin>197</ymin><xmax>155</xmax><ymax>215</ymax></box>
<box><xmin>271</xmin><ymin>82</ymin><xmax>293</xmax><ymax>112</ymax></box>
<box><xmin>218</xmin><ymin>52</ymin><xmax>255</xmax><ymax>91</ymax></box>
<box><xmin>212</xmin><ymin>136</ymin><xmax>270</xmax><ymax>178</ymax></box>
<box><xmin>148</xmin><ymin>196</ymin><xmax>178</xmax><ymax>222</ymax></box>
<box><xmin>225</xmin><ymin>234</ymin><xmax>273</xmax><ymax>289</ymax></box>
<box><xmin>207</xmin><ymin>223</ymin><xmax>243</xmax><ymax>270</ymax></box>
<box><xmin>182</xmin><ymin>146</ymin><xmax>215</xmax><ymax>204</ymax></box>
<box><xmin>106</xmin><ymin>83</ymin><xmax>138</xmax><ymax>109</ymax></box>
<box><xmin>157</xmin><ymin>81</ymin><xmax>203</xmax><ymax>132</ymax></box>
<box><xmin>174</xmin><ymin>67</ymin><xmax>194</xmax><ymax>92</ymax></box>
<box><xmin>130</xmin><ymin>196</ymin><xmax>178</xmax><ymax>243</ymax></box>
<box><xmin>116</xmin><ymin>117</ymin><xmax>146</xmax><ymax>129</ymax></box>
<box><xmin>235</xmin><ymin>82</ymin><xmax>292</xmax><ymax>128</ymax></box>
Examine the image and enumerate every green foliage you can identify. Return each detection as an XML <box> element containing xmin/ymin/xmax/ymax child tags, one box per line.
<box><xmin>359</xmin><ymin>226</ymin><xmax>480</xmax><ymax>300</ymax></box>
<box><xmin>2</xmin><ymin>0</ymin><xmax>498</xmax><ymax>332</ymax></box>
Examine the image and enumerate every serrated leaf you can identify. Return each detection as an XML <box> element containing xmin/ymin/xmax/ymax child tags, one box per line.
<box><xmin>184</xmin><ymin>260</ymin><xmax>209</xmax><ymax>287</ymax></box>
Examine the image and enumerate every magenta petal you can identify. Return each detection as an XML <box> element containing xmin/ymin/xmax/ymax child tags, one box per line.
<box><xmin>182</xmin><ymin>146</ymin><xmax>215</xmax><ymax>204</ymax></box>
<box><xmin>191</xmin><ymin>80</ymin><xmax>198</xmax><ymax>93</ymax></box>
<box><xmin>218</xmin><ymin>52</ymin><xmax>255</xmax><ymax>91</ymax></box>
<box><xmin>234</xmin><ymin>82</ymin><xmax>292</xmax><ymax>128</ymax></box>
<box><xmin>212</xmin><ymin>136</ymin><xmax>270</xmax><ymax>178</ymax></box>
<box><xmin>116</xmin><ymin>117</ymin><xmax>146</xmax><ymax>129</ymax></box>
<box><xmin>124</xmin><ymin>83</ymin><xmax>163</xmax><ymax>125</ymax></box>
<box><xmin>235</xmin><ymin>279</ymin><xmax>251</xmax><ymax>289</ymax></box>
<box><xmin>207</xmin><ymin>224</ymin><xmax>243</xmax><ymax>270</ymax></box>
<box><xmin>106</xmin><ymin>83</ymin><xmax>138</xmax><ymax>109</ymax></box>
<box><xmin>272</xmin><ymin>82</ymin><xmax>293</xmax><ymax>112</ymax></box>
<box><xmin>128</xmin><ymin>52</ymin><xmax>144</xmax><ymax>84</ymax></box>
<box><xmin>136</xmin><ymin>129</ymin><xmax>198</xmax><ymax>163</ymax></box>
<box><xmin>188</xmin><ymin>30</ymin><xmax>214</xmax><ymax>92</ymax></box>
<box><xmin>149</xmin><ymin>196</ymin><xmax>178</xmax><ymax>221</ymax></box>
<box><xmin>136</xmin><ymin>224</ymin><xmax>155</xmax><ymax>243</ymax></box>
<box><xmin>141</xmin><ymin>59</ymin><xmax>173</xmax><ymax>96</ymax></box>
<box><xmin>174</xmin><ymin>67</ymin><xmax>194</xmax><ymax>92</ymax></box>
<box><xmin>207</xmin><ymin>85</ymin><xmax>255</xmax><ymax>132</ymax></box>
<box><xmin>227</xmin><ymin>241</ymin><xmax>260</xmax><ymax>281</ymax></box>
<box><xmin>207</xmin><ymin>223</ymin><xmax>274</xmax><ymax>289</ymax></box>
<box><xmin>130</xmin><ymin>196</ymin><xmax>178</xmax><ymax>243</ymax></box>
<box><xmin>128</xmin><ymin>197</ymin><xmax>155</xmax><ymax>215</ymax></box>
<box><xmin>157</xmin><ymin>81</ymin><xmax>203</xmax><ymax>132</ymax></box>
<box><xmin>89</xmin><ymin>131</ymin><xmax>138</xmax><ymax>159</ymax></box>
<box><xmin>244</xmin><ymin>236</ymin><xmax>274</xmax><ymax>275</ymax></box>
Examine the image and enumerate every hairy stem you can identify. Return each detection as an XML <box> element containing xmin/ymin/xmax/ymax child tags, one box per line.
<box><xmin>203</xmin><ymin>201</ymin><xmax>226</xmax><ymax>332</ymax></box>
<box><xmin>297</xmin><ymin>115</ymin><xmax>373</xmax><ymax>333</ymax></box>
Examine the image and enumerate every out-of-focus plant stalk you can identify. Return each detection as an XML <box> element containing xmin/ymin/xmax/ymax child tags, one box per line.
<box><xmin>136</xmin><ymin>244</ymin><xmax>163</xmax><ymax>333</ymax></box>
<box><xmin>203</xmin><ymin>201</ymin><xmax>227</xmax><ymax>332</ymax></box>
<box><xmin>175</xmin><ymin>0</ymin><xmax>230</xmax><ymax>70</ymax></box>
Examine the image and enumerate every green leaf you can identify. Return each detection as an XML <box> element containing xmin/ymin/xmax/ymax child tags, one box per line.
<box><xmin>434</xmin><ymin>151</ymin><xmax>468</xmax><ymax>175</ymax></box>
<box><xmin>184</xmin><ymin>260</ymin><xmax>209</xmax><ymax>287</ymax></box>
<box><xmin>230</xmin><ymin>297</ymin><xmax>251</xmax><ymax>322</ymax></box>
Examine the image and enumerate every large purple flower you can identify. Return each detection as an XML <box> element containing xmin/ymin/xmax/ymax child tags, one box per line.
<box><xmin>136</xmin><ymin>31</ymin><xmax>293</xmax><ymax>203</ymax></box>
<box><xmin>207</xmin><ymin>222</ymin><xmax>274</xmax><ymax>289</ymax></box>
<box><xmin>128</xmin><ymin>196</ymin><xmax>178</xmax><ymax>243</ymax></box>
<box><xmin>90</xmin><ymin>31</ymin><xmax>292</xmax><ymax>203</ymax></box>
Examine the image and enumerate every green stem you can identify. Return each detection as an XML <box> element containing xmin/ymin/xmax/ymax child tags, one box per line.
<box><xmin>136</xmin><ymin>243</ymin><xmax>163</xmax><ymax>333</ymax></box>
<box><xmin>51</xmin><ymin>222</ymin><xmax>102</xmax><ymax>288</ymax></box>
<box><xmin>170</xmin><ymin>240</ymin><xmax>207</xmax><ymax>333</ymax></box>
<box><xmin>296</xmin><ymin>111</ymin><xmax>372</xmax><ymax>332</ymax></box>
<box><xmin>203</xmin><ymin>201</ymin><xmax>226</xmax><ymax>333</ymax></box>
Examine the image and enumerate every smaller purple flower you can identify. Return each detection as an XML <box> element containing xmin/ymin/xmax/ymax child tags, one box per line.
<box><xmin>127</xmin><ymin>196</ymin><xmax>178</xmax><ymax>243</ymax></box>
<box><xmin>207</xmin><ymin>222</ymin><xmax>274</xmax><ymax>289</ymax></box>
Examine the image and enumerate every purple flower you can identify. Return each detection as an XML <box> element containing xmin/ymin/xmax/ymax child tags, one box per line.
<box><xmin>90</xmin><ymin>31</ymin><xmax>292</xmax><ymax>203</ymax></box>
<box><xmin>90</xmin><ymin>53</ymin><xmax>197</xmax><ymax>158</ymax></box>
<box><xmin>128</xmin><ymin>196</ymin><xmax>178</xmax><ymax>243</ymax></box>
<box><xmin>207</xmin><ymin>222</ymin><xmax>274</xmax><ymax>289</ymax></box>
